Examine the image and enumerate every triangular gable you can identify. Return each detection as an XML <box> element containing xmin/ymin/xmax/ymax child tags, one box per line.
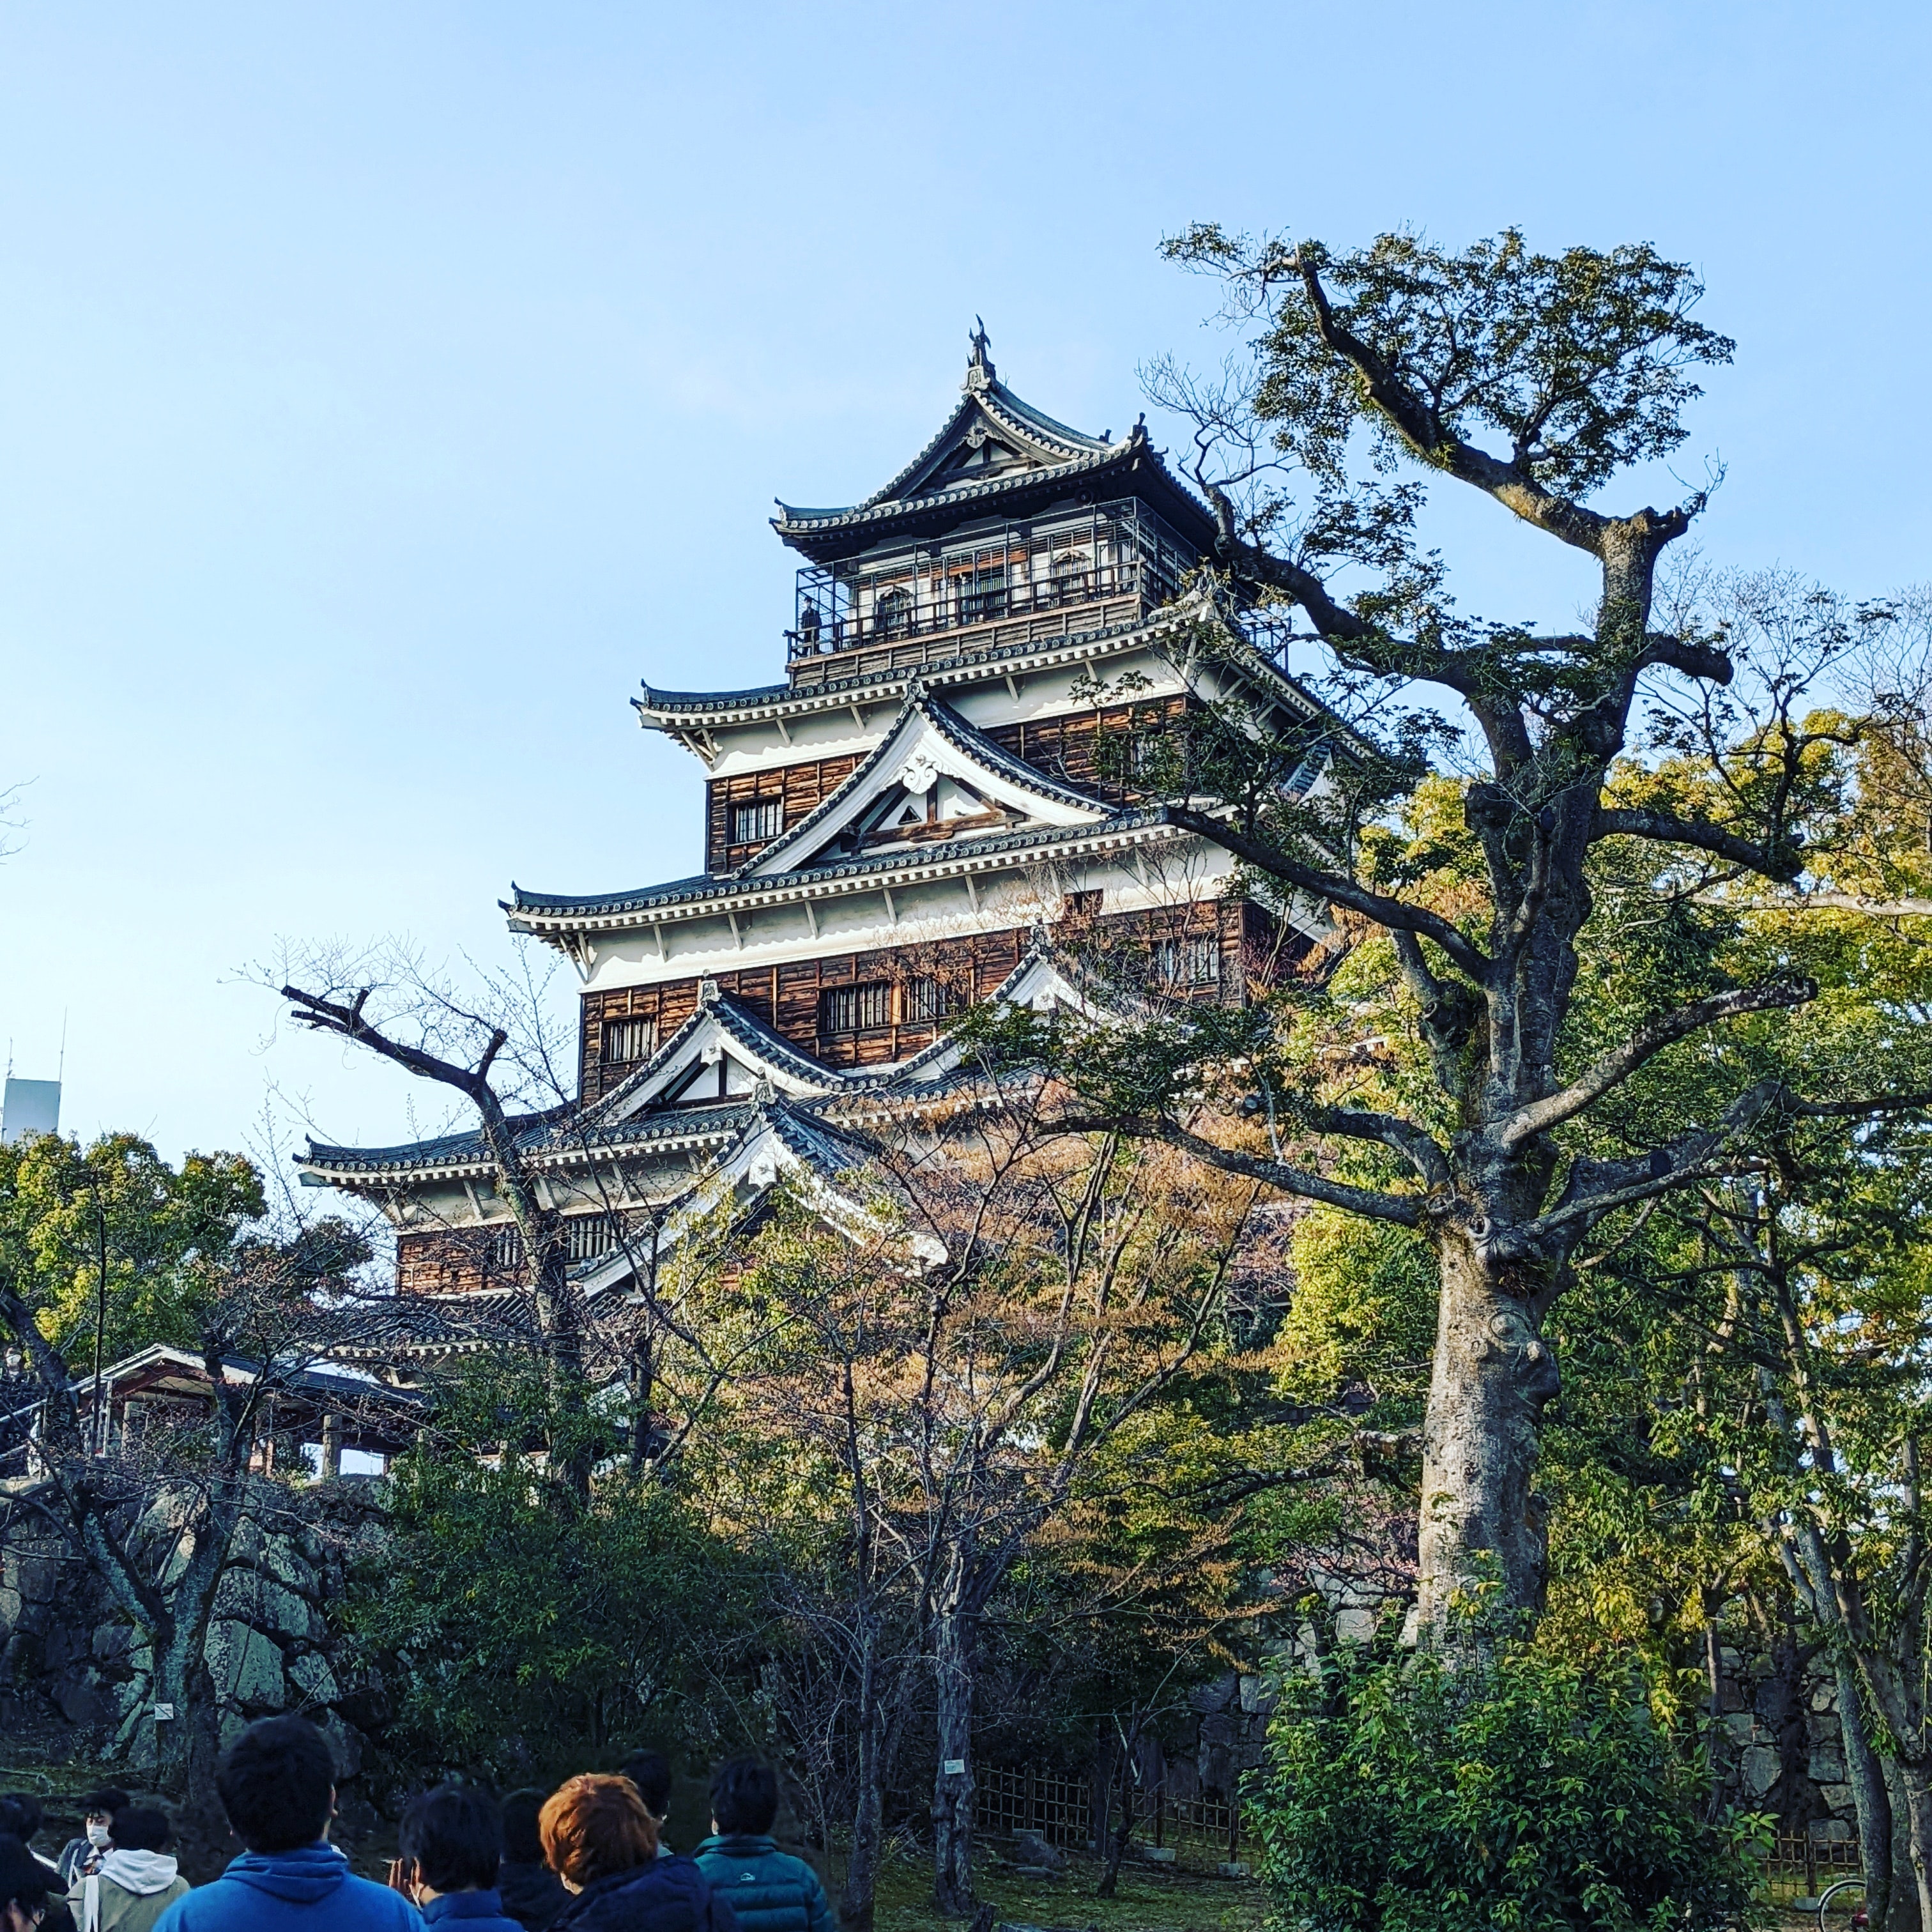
<box><xmin>743</xmin><ymin>690</ymin><xmax>1107</xmax><ymax>879</ymax></box>
<box><xmin>649</xmin><ymin>1100</ymin><xmax>946</xmax><ymax>1267</ymax></box>
<box><xmin>857</xmin><ymin>353</ymin><xmax>1114</xmax><ymax>511</ymax></box>
<box><xmin>592</xmin><ymin>984</ymin><xmax>844</xmax><ymax>1124</ymax></box>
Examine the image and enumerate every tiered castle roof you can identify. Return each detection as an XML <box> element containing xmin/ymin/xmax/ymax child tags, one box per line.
<box><xmin>302</xmin><ymin>328</ymin><xmax>1353</xmax><ymax>1348</ymax></box>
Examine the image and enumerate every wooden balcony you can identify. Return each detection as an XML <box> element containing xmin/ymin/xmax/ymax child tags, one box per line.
<box><xmin>785</xmin><ymin>590</ymin><xmax>1151</xmax><ymax>691</ymax></box>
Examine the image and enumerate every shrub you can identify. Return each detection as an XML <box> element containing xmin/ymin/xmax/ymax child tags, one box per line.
<box><xmin>1249</xmin><ymin>1637</ymin><xmax>1769</xmax><ymax>1932</ymax></box>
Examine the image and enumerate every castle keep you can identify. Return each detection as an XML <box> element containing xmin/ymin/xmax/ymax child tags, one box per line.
<box><xmin>300</xmin><ymin>330</ymin><xmax>1346</xmax><ymax>1336</ymax></box>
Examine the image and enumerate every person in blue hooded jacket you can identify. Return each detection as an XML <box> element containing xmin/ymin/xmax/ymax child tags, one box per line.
<box><xmin>152</xmin><ymin>1717</ymin><xmax>422</xmax><ymax>1932</ymax></box>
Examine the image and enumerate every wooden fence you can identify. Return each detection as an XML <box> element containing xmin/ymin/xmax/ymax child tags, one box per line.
<box><xmin>976</xmin><ymin>1765</ymin><xmax>1245</xmax><ymax>1871</ymax></box>
<box><xmin>1760</xmin><ymin>1832</ymin><xmax>1862</xmax><ymax>1906</ymax></box>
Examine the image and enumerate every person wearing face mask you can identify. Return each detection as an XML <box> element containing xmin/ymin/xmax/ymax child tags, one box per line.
<box><xmin>57</xmin><ymin>1797</ymin><xmax>129</xmax><ymax>1891</ymax></box>
<box><xmin>0</xmin><ymin>1836</ymin><xmax>52</xmax><ymax>1932</ymax></box>
<box><xmin>65</xmin><ymin>1809</ymin><xmax>187</xmax><ymax>1932</ymax></box>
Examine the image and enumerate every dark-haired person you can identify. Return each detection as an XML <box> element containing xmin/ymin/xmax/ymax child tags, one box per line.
<box><xmin>151</xmin><ymin>1717</ymin><xmax>422</xmax><ymax>1932</ymax></box>
<box><xmin>613</xmin><ymin>1759</ymin><xmax>671</xmax><ymax>1861</ymax></box>
<box><xmin>0</xmin><ymin>1800</ymin><xmax>65</xmax><ymax>1893</ymax></box>
<box><xmin>395</xmin><ymin>1788</ymin><xmax>518</xmax><ymax>1931</ymax></box>
<box><xmin>538</xmin><ymin>1777</ymin><xmax>733</xmax><ymax>1931</ymax></box>
<box><xmin>693</xmin><ymin>1763</ymin><xmax>829</xmax><ymax>1932</ymax></box>
<box><xmin>66</xmin><ymin>1809</ymin><xmax>187</xmax><ymax>1932</ymax></box>
<box><xmin>494</xmin><ymin>1795</ymin><xmax>566</xmax><ymax>1932</ymax></box>
<box><xmin>0</xmin><ymin>1837</ymin><xmax>52</xmax><ymax>1932</ymax></box>
<box><xmin>57</xmin><ymin>1793</ymin><xmax>130</xmax><ymax>1887</ymax></box>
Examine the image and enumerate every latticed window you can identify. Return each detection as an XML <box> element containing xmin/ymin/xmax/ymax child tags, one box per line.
<box><xmin>1151</xmin><ymin>935</ymin><xmax>1220</xmax><ymax>987</ymax></box>
<box><xmin>1048</xmin><ymin>550</ymin><xmax>1090</xmax><ymax>601</ymax></box>
<box><xmin>602</xmin><ymin>1016</ymin><xmax>657</xmax><ymax>1064</ymax></box>
<box><xmin>958</xmin><ymin>565</ymin><xmax>1006</xmax><ymax>624</ymax></box>
<box><xmin>732</xmin><ymin>797</ymin><xmax>783</xmax><ymax>845</ymax></box>
<box><xmin>565</xmin><ymin>1213</ymin><xmax>625</xmax><ymax>1262</ymax></box>
<box><xmin>820</xmin><ymin>980</ymin><xmax>893</xmax><ymax>1034</ymax></box>
<box><xmin>873</xmin><ymin>586</ymin><xmax>914</xmax><ymax>640</ymax></box>
<box><xmin>487</xmin><ymin>1223</ymin><xmax>525</xmax><ymax>1272</ymax></box>
<box><xmin>901</xmin><ymin>975</ymin><xmax>962</xmax><ymax>1024</ymax></box>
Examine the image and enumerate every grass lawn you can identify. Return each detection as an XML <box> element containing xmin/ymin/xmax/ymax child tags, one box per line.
<box><xmin>867</xmin><ymin>1848</ymin><xmax>1269</xmax><ymax>1931</ymax></box>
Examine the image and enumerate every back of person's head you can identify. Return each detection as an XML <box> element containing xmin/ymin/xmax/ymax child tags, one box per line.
<box><xmin>214</xmin><ymin>1717</ymin><xmax>335</xmax><ymax>1853</ymax></box>
<box><xmin>539</xmin><ymin>1775</ymin><xmax>656</xmax><ymax>1889</ymax></box>
<box><xmin>399</xmin><ymin>1785</ymin><xmax>501</xmax><ymax>1896</ymax></box>
<box><xmin>618</xmin><ymin>1751</ymin><xmax>671</xmax><ymax>1821</ymax></box>
<box><xmin>0</xmin><ymin>1798</ymin><xmax>42</xmax><ymax>1844</ymax></box>
<box><xmin>0</xmin><ymin>1838</ymin><xmax>49</xmax><ymax>1915</ymax></box>
<box><xmin>709</xmin><ymin>1758</ymin><xmax>779</xmax><ymax>1837</ymax></box>
<box><xmin>500</xmin><ymin>1789</ymin><xmax>548</xmax><ymax>1867</ymax></box>
<box><xmin>108</xmin><ymin>1809</ymin><xmax>171</xmax><ymax>1855</ymax></box>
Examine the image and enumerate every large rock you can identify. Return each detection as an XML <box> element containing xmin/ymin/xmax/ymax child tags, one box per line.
<box><xmin>1740</xmin><ymin>1745</ymin><xmax>1782</xmax><ymax>1798</ymax></box>
<box><xmin>205</xmin><ymin>1618</ymin><xmax>288</xmax><ymax>1712</ymax></box>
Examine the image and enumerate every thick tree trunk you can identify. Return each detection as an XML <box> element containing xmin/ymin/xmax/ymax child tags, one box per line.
<box><xmin>1412</xmin><ymin>1236</ymin><xmax>1560</xmax><ymax>1638</ymax></box>
<box><xmin>1887</xmin><ymin>1761</ymin><xmax>1924</xmax><ymax>1932</ymax></box>
<box><xmin>839</xmin><ymin>1621</ymin><xmax>889</xmax><ymax>1932</ymax></box>
<box><xmin>1833</xmin><ymin>1658</ymin><xmax>1896</xmax><ymax>1932</ymax></box>
<box><xmin>930</xmin><ymin>1601</ymin><xmax>976</xmax><ymax>1917</ymax></box>
<box><xmin>1892</xmin><ymin>1766</ymin><xmax>1932</xmax><ymax>1932</ymax></box>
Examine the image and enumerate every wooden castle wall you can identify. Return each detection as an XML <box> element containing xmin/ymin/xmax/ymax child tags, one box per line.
<box><xmin>578</xmin><ymin>899</ymin><xmax>1294</xmax><ymax>1103</ymax></box>
<box><xmin>699</xmin><ymin>696</ymin><xmax>1193</xmax><ymax>875</ymax></box>
<box><xmin>705</xmin><ymin>753</ymin><xmax>862</xmax><ymax>873</ymax></box>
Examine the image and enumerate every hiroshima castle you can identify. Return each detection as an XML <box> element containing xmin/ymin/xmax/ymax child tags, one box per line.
<box><xmin>300</xmin><ymin>328</ymin><xmax>1348</xmax><ymax>1352</ymax></box>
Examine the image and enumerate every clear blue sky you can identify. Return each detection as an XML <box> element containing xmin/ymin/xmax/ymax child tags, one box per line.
<box><xmin>2</xmin><ymin>1</ymin><xmax>1926</xmax><ymax>1167</ymax></box>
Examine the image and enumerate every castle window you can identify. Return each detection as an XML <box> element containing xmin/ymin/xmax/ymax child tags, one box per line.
<box><xmin>732</xmin><ymin>797</ymin><xmax>783</xmax><ymax>845</ymax></box>
<box><xmin>1048</xmin><ymin>551</ymin><xmax>1090</xmax><ymax>602</ymax></box>
<box><xmin>602</xmin><ymin>1016</ymin><xmax>657</xmax><ymax>1065</ymax></box>
<box><xmin>820</xmin><ymin>980</ymin><xmax>893</xmax><ymax>1034</ymax></box>
<box><xmin>487</xmin><ymin>1224</ymin><xmax>525</xmax><ymax>1273</ymax></box>
<box><xmin>901</xmin><ymin>975</ymin><xmax>962</xmax><ymax>1024</ymax></box>
<box><xmin>1151</xmin><ymin>935</ymin><xmax>1221</xmax><ymax>988</ymax></box>
<box><xmin>1062</xmin><ymin>889</ymin><xmax>1103</xmax><ymax>918</ymax></box>
<box><xmin>565</xmin><ymin>1213</ymin><xmax>626</xmax><ymax>1263</ymax></box>
<box><xmin>873</xmin><ymin>586</ymin><xmax>914</xmax><ymax>640</ymax></box>
<box><xmin>959</xmin><ymin>565</ymin><xmax>1006</xmax><ymax>624</ymax></box>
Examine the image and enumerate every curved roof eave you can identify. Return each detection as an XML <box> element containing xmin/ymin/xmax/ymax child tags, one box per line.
<box><xmin>503</xmin><ymin>804</ymin><xmax>1185</xmax><ymax>929</ymax></box>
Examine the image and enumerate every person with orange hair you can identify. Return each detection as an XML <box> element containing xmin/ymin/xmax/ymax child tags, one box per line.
<box><xmin>538</xmin><ymin>1779</ymin><xmax>733</xmax><ymax>1932</ymax></box>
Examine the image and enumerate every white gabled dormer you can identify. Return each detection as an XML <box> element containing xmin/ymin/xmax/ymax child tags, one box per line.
<box><xmin>742</xmin><ymin>686</ymin><xmax>1108</xmax><ymax>878</ymax></box>
<box><xmin>590</xmin><ymin>980</ymin><xmax>845</xmax><ymax>1121</ymax></box>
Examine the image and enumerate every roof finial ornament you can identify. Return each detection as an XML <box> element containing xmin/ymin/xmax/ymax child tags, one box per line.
<box><xmin>965</xmin><ymin>316</ymin><xmax>995</xmax><ymax>392</ymax></box>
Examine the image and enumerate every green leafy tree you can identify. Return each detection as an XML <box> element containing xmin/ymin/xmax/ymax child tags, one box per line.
<box><xmin>346</xmin><ymin>1351</ymin><xmax>748</xmax><ymax>1786</ymax></box>
<box><xmin>1008</xmin><ymin>226</ymin><xmax>1932</xmax><ymax>1643</ymax></box>
<box><xmin>0</xmin><ymin>1131</ymin><xmax>374</xmax><ymax>1803</ymax></box>
<box><xmin>1251</xmin><ymin>1632</ymin><xmax>1770</xmax><ymax>1932</ymax></box>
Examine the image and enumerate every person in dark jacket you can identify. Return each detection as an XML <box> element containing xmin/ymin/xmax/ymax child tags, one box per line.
<box><xmin>496</xmin><ymin>1793</ymin><xmax>567</xmax><ymax>1932</ymax></box>
<box><xmin>692</xmin><ymin>1763</ymin><xmax>830</xmax><ymax>1932</ymax></box>
<box><xmin>1</xmin><ymin>1837</ymin><xmax>53</xmax><ymax>1932</ymax></box>
<box><xmin>0</xmin><ymin>1798</ymin><xmax>73</xmax><ymax>1932</ymax></box>
<box><xmin>539</xmin><ymin>1777</ymin><xmax>733</xmax><ymax>1932</ymax></box>
<box><xmin>615</xmin><ymin>1758</ymin><xmax>671</xmax><ymax>1860</ymax></box>
<box><xmin>397</xmin><ymin>1787</ymin><xmax>521</xmax><ymax>1932</ymax></box>
<box><xmin>151</xmin><ymin>1716</ymin><xmax>422</xmax><ymax>1932</ymax></box>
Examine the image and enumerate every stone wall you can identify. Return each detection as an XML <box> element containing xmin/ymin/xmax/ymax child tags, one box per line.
<box><xmin>0</xmin><ymin>1477</ymin><xmax>383</xmax><ymax>1830</ymax></box>
<box><xmin>1159</xmin><ymin>1583</ymin><xmax>1864</xmax><ymax>1853</ymax></box>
